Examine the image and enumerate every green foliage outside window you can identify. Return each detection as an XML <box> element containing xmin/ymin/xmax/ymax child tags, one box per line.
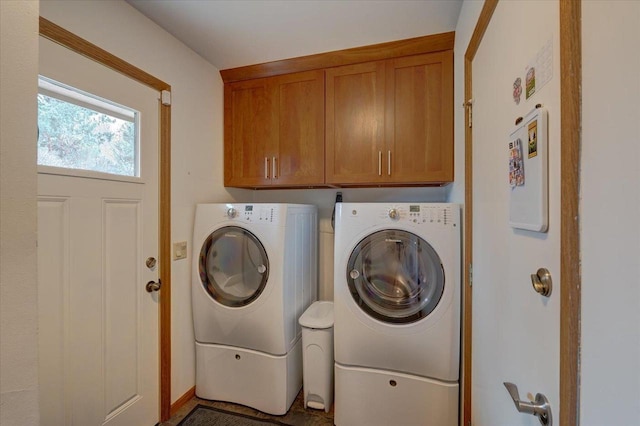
<box><xmin>37</xmin><ymin>94</ymin><xmax>137</xmax><ymax>177</ymax></box>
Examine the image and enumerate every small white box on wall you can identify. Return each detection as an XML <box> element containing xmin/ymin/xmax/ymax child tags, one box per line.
<box><xmin>509</xmin><ymin>106</ymin><xmax>548</xmax><ymax>232</ymax></box>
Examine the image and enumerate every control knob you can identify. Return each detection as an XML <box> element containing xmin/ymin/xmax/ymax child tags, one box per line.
<box><xmin>388</xmin><ymin>208</ymin><xmax>399</xmax><ymax>220</ymax></box>
<box><xmin>227</xmin><ymin>207</ymin><xmax>237</xmax><ymax>219</ymax></box>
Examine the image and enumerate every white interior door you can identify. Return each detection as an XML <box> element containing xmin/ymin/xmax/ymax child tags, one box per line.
<box><xmin>471</xmin><ymin>1</ymin><xmax>561</xmax><ymax>425</ymax></box>
<box><xmin>37</xmin><ymin>37</ymin><xmax>160</xmax><ymax>425</ymax></box>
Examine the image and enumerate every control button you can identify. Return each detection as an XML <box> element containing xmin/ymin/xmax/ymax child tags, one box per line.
<box><xmin>227</xmin><ymin>207</ymin><xmax>237</xmax><ymax>218</ymax></box>
<box><xmin>388</xmin><ymin>209</ymin><xmax>399</xmax><ymax>220</ymax></box>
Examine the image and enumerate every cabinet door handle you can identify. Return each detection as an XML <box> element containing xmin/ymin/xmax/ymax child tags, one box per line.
<box><xmin>264</xmin><ymin>157</ymin><xmax>269</xmax><ymax>179</ymax></box>
<box><xmin>272</xmin><ymin>157</ymin><xmax>277</xmax><ymax>179</ymax></box>
<box><xmin>378</xmin><ymin>151</ymin><xmax>382</xmax><ymax>176</ymax></box>
<box><xmin>388</xmin><ymin>151</ymin><xmax>392</xmax><ymax>176</ymax></box>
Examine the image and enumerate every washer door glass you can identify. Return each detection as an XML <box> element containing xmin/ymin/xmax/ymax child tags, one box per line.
<box><xmin>199</xmin><ymin>226</ymin><xmax>269</xmax><ymax>307</ymax></box>
<box><xmin>347</xmin><ymin>229</ymin><xmax>444</xmax><ymax>324</ymax></box>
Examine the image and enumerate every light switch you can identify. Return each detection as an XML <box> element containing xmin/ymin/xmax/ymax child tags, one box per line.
<box><xmin>173</xmin><ymin>241</ymin><xmax>187</xmax><ymax>260</ymax></box>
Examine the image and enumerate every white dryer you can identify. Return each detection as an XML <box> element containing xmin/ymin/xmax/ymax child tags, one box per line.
<box><xmin>192</xmin><ymin>203</ymin><xmax>317</xmax><ymax>415</ymax></box>
<box><xmin>333</xmin><ymin>203</ymin><xmax>460</xmax><ymax>426</ymax></box>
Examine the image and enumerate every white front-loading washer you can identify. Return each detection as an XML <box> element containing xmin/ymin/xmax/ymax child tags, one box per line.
<box><xmin>333</xmin><ymin>202</ymin><xmax>460</xmax><ymax>426</ymax></box>
<box><xmin>192</xmin><ymin>203</ymin><xmax>317</xmax><ymax>415</ymax></box>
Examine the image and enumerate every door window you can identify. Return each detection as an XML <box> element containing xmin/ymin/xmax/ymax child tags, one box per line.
<box><xmin>347</xmin><ymin>229</ymin><xmax>444</xmax><ymax>323</ymax></box>
<box><xmin>199</xmin><ymin>226</ymin><xmax>269</xmax><ymax>307</ymax></box>
<box><xmin>37</xmin><ymin>76</ymin><xmax>139</xmax><ymax>177</ymax></box>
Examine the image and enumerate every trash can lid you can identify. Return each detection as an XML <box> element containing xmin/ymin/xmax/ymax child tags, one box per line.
<box><xmin>299</xmin><ymin>301</ymin><xmax>334</xmax><ymax>329</ymax></box>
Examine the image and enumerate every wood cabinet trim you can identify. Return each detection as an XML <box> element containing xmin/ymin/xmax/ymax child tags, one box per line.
<box><xmin>221</xmin><ymin>31</ymin><xmax>455</xmax><ymax>83</ymax></box>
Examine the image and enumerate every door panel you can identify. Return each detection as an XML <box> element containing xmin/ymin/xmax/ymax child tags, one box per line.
<box><xmin>326</xmin><ymin>61</ymin><xmax>386</xmax><ymax>184</ymax></box>
<box><xmin>275</xmin><ymin>70</ymin><xmax>325</xmax><ymax>186</ymax></box>
<box><xmin>37</xmin><ymin>37</ymin><xmax>159</xmax><ymax>425</ymax></box>
<box><xmin>471</xmin><ymin>1</ymin><xmax>561</xmax><ymax>425</ymax></box>
<box><xmin>37</xmin><ymin>198</ymin><xmax>70</xmax><ymax>424</ymax></box>
<box><xmin>104</xmin><ymin>200</ymin><xmax>142</xmax><ymax>418</ymax></box>
<box><xmin>387</xmin><ymin>52</ymin><xmax>453</xmax><ymax>183</ymax></box>
<box><xmin>224</xmin><ymin>78</ymin><xmax>275</xmax><ymax>187</ymax></box>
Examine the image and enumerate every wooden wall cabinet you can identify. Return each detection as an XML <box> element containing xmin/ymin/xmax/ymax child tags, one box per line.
<box><xmin>224</xmin><ymin>70</ymin><xmax>325</xmax><ymax>188</ymax></box>
<box><xmin>326</xmin><ymin>51</ymin><xmax>453</xmax><ymax>185</ymax></box>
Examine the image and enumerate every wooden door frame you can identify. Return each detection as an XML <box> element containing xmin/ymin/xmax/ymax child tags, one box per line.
<box><xmin>462</xmin><ymin>1</ymin><xmax>581</xmax><ymax>425</ymax></box>
<box><xmin>38</xmin><ymin>17</ymin><xmax>173</xmax><ymax>422</ymax></box>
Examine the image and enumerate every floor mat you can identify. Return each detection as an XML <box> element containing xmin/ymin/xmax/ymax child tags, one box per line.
<box><xmin>177</xmin><ymin>405</ymin><xmax>293</xmax><ymax>426</ymax></box>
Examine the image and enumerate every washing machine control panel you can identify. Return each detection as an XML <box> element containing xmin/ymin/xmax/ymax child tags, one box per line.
<box><xmin>225</xmin><ymin>205</ymin><xmax>277</xmax><ymax>224</ymax></box>
<box><xmin>405</xmin><ymin>205</ymin><xmax>454</xmax><ymax>226</ymax></box>
<box><xmin>353</xmin><ymin>204</ymin><xmax>455</xmax><ymax>227</ymax></box>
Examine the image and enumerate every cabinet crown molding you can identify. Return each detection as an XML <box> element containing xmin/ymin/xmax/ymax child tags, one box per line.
<box><xmin>220</xmin><ymin>31</ymin><xmax>455</xmax><ymax>83</ymax></box>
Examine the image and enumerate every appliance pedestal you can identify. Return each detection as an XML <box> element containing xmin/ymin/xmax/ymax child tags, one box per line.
<box><xmin>334</xmin><ymin>363</ymin><xmax>458</xmax><ymax>426</ymax></box>
<box><xmin>196</xmin><ymin>339</ymin><xmax>302</xmax><ymax>415</ymax></box>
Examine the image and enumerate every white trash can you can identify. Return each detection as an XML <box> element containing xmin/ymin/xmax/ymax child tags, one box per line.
<box><xmin>299</xmin><ymin>301</ymin><xmax>334</xmax><ymax>413</ymax></box>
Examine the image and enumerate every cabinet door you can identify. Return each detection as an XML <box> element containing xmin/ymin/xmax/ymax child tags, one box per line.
<box><xmin>386</xmin><ymin>51</ymin><xmax>453</xmax><ymax>183</ymax></box>
<box><xmin>326</xmin><ymin>61</ymin><xmax>386</xmax><ymax>185</ymax></box>
<box><xmin>273</xmin><ymin>70</ymin><xmax>325</xmax><ymax>186</ymax></box>
<box><xmin>224</xmin><ymin>78</ymin><xmax>276</xmax><ymax>187</ymax></box>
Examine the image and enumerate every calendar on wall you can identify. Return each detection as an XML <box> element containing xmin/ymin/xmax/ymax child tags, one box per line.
<box><xmin>508</xmin><ymin>106</ymin><xmax>548</xmax><ymax>232</ymax></box>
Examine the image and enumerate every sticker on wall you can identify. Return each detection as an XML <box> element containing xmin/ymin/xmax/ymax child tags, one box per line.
<box><xmin>528</xmin><ymin>120</ymin><xmax>538</xmax><ymax>158</ymax></box>
<box><xmin>526</xmin><ymin>37</ymin><xmax>553</xmax><ymax>100</ymax></box>
<box><xmin>509</xmin><ymin>138</ymin><xmax>525</xmax><ymax>187</ymax></box>
<box><xmin>513</xmin><ymin>77</ymin><xmax>523</xmax><ymax>104</ymax></box>
<box><xmin>525</xmin><ymin>67</ymin><xmax>536</xmax><ymax>99</ymax></box>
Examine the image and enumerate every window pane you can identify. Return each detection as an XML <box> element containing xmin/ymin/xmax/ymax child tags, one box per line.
<box><xmin>37</xmin><ymin>81</ymin><xmax>138</xmax><ymax>177</ymax></box>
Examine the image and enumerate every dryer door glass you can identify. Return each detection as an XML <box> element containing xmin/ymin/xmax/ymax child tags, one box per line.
<box><xmin>198</xmin><ymin>226</ymin><xmax>269</xmax><ymax>307</ymax></box>
<box><xmin>347</xmin><ymin>229</ymin><xmax>444</xmax><ymax>324</ymax></box>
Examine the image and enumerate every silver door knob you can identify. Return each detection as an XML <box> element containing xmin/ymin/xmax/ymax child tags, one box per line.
<box><xmin>504</xmin><ymin>382</ymin><xmax>552</xmax><ymax>426</ymax></box>
<box><xmin>145</xmin><ymin>279</ymin><xmax>162</xmax><ymax>293</ymax></box>
<box><xmin>531</xmin><ymin>268</ymin><xmax>552</xmax><ymax>297</ymax></box>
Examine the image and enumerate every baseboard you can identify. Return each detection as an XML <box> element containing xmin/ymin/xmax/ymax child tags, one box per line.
<box><xmin>170</xmin><ymin>386</ymin><xmax>196</xmax><ymax>417</ymax></box>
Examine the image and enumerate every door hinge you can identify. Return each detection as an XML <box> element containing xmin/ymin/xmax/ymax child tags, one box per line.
<box><xmin>468</xmin><ymin>263</ymin><xmax>473</xmax><ymax>287</ymax></box>
<box><xmin>463</xmin><ymin>99</ymin><xmax>474</xmax><ymax>128</ymax></box>
<box><xmin>161</xmin><ymin>90</ymin><xmax>171</xmax><ymax>106</ymax></box>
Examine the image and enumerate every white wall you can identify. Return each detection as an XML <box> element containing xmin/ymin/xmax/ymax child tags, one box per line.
<box><xmin>38</xmin><ymin>0</ymin><xmax>244</xmax><ymax>403</ymax></box>
<box><xmin>581</xmin><ymin>1</ymin><xmax>640</xmax><ymax>424</ymax></box>
<box><xmin>0</xmin><ymin>1</ymin><xmax>41</xmax><ymax>425</ymax></box>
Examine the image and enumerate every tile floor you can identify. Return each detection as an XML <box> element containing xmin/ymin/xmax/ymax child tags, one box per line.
<box><xmin>161</xmin><ymin>390</ymin><xmax>334</xmax><ymax>426</ymax></box>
